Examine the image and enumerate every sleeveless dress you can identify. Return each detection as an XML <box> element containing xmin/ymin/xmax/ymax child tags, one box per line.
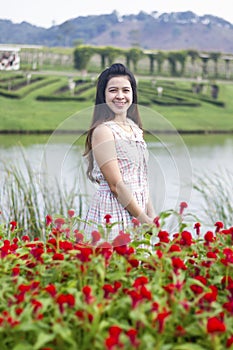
<box><xmin>83</xmin><ymin>118</ymin><xmax>149</xmax><ymax>240</ymax></box>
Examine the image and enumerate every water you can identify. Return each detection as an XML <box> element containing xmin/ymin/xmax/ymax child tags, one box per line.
<box><xmin>0</xmin><ymin>133</ymin><xmax>232</xmax><ymax>231</ymax></box>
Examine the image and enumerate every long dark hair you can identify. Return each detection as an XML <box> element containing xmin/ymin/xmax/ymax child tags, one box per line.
<box><xmin>84</xmin><ymin>63</ymin><xmax>143</xmax><ymax>181</ymax></box>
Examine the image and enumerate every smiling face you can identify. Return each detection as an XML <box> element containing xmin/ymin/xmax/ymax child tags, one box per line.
<box><xmin>105</xmin><ymin>76</ymin><xmax>133</xmax><ymax>117</ymax></box>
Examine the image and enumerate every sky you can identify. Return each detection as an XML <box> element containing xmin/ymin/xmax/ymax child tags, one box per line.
<box><xmin>1</xmin><ymin>0</ymin><xmax>233</xmax><ymax>28</ymax></box>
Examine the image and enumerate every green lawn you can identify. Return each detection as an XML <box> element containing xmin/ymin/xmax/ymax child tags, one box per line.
<box><xmin>0</xmin><ymin>71</ymin><xmax>233</xmax><ymax>132</ymax></box>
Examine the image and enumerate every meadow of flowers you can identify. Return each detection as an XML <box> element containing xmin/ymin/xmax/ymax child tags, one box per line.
<box><xmin>0</xmin><ymin>204</ymin><xmax>233</xmax><ymax>350</ymax></box>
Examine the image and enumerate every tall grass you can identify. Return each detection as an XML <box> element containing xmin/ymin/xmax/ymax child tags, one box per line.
<box><xmin>0</xmin><ymin>150</ymin><xmax>86</xmax><ymax>236</ymax></box>
<box><xmin>194</xmin><ymin>168</ymin><xmax>233</xmax><ymax>227</ymax></box>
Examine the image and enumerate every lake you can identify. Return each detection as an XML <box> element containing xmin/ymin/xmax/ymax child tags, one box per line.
<box><xmin>0</xmin><ymin>133</ymin><xmax>232</xmax><ymax>232</ymax></box>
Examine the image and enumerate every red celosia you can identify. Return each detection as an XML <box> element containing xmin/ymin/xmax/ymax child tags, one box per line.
<box><xmin>179</xmin><ymin>201</ymin><xmax>188</xmax><ymax>215</ymax></box>
<box><xmin>104</xmin><ymin>214</ymin><xmax>112</xmax><ymax>224</ymax></box>
<box><xmin>76</xmin><ymin>246</ymin><xmax>93</xmax><ymax>262</ymax></box>
<box><xmin>207</xmin><ymin>317</ymin><xmax>226</xmax><ymax>333</ymax></box>
<box><xmin>45</xmin><ymin>215</ymin><xmax>53</xmax><ymax>226</ymax></box>
<box><xmin>112</xmin><ymin>232</ymin><xmax>131</xmax><ymax>247</ymax></box>
<box><xmin>204</xmin><ymin>231</ymin><xmax>215</xmax><ymax>243</ymax></box>
<box><xmin>126</xmin><ymin>328</ymin><xmax>140</xmax><ymax>347</ymax></box>
<box><xmin>56</xmin><ymin>293</ymin><xmax>75</xmax><ymax>313</ymax></box>
<box><xmin>91</xmin><ymin>231</ymin><xmax>102</xmax><ymax>245</ymax></box>
<box><xmin>153</xmin><ymin>216</ymin><xmax>160</xmax><ymax>228</ymax></box>
<box><xmin>44</xmin><ymin>284</ymin><xmax>57</xmax><ymax>297</ymax></box>
<box><xmin>194</xmin><ymin>222</ymin><xmax>201</xmax><ymax>236</ymax></box>
<box><xmin>52</xmin><ymin>253</ymin><xmax>65</xmax><ymax>261</ymax></box>
<box><xmin>54</xmin><ymin>217</ymin><xmax>65</xmax><ymax>229</ymax></box>
<box><xmin>82</xmin><ymin>285</ymin><xmax>94</xmax><ymax>304</ymax></box>
<box><xmin>214</xmin><ymin>221</ymin><xmax>224</xmax><ymax>233</ymax></box>
<box><xmin>179</xmin><ymin>231</ymin><xmax>193</xmax><ymax>246</ymax></box>
<box><xmin>171</xmin><ymin>257</ymin><xmax>187</xmax><ymax>272</ymax></box>
<box><xmin>10</xmin><ymin>221</ymin><xmax>17</xmax><ymax>231</ymax></box>
<box><xmin>68</xmin><ymin>209</ymin><xmax>75</xmax><ymax>218</ymax></box>
<box><xmin>133</xmin><ymin>276</ymin><xmax>148</xmax><ymax>288</ymax></box>
<box><xmin>158</xmin><ymin>230</ymin><xmax>170</xmax><ymax>243</ymax></box>
<box><xmin>156</xmin><ymin>309</ymin><xmax>171</xmax><ymax>333</ymax></box>
<box><xmin>132</xmin><ymin>217</ymin><xmax>140</xmax><ymax>227</ymax></box>
<box><xmin>227</xmin><ymin>335</ymin><xmax>233</xmax><ymax>348</ymax></box>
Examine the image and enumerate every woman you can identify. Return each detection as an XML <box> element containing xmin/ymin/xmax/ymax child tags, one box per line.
<box><xmin>83</xmin><ymin>63</ymin><xmax>155</xmax><ymax>240</ymax></box>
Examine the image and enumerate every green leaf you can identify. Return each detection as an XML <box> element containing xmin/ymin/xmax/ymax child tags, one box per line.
<box><xmin>173</xmin><ymin>343</ymin><xmax>208</xmax><ymax>350</ymax></box>
<box><xmin>33</xmin><ymin>332</ymin><xmax>55</xmax><ymax>350</ymax></box>
<box><xmin>13</xmin><ymin>343</ymin><xmax>33</xmax><ymax>350</ymax></box>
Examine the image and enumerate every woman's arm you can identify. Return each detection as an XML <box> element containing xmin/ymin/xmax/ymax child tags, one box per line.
<box><xmin>92</xmin><ymin>124</ymin><xmax>153</xmax><ymax>225</ymax></box>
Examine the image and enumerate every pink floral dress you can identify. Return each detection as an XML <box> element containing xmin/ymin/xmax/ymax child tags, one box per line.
<box><xmin>83</xmin><ymin>118</ymin><xmax>149</xmax><ymax>240</ymax></box>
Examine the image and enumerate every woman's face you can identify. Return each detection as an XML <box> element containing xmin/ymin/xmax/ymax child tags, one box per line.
<box><xmin>105</xmin><ymin>76</ymin><xmax>133</xmax><ymax>116</ymax></box>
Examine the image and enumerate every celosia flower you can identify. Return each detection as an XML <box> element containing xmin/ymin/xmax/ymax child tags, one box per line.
<box><xmin>132</xmin><ymin>217</ymin><xmax>140</xmax><ymax>227</ymax></box>
<box><xmin>171</xmin><ymin>257</ymin><xmax>187</xmax><ymax>272</ymax></box>
<box><xmin>207</xmin><ymin>317</ymin><xmax>226</xmax><ymax>333</ymax></box>
<box><xmin>91</xmin><ymin>230</ymin><xmax>102</xmax><ymax>245</ymax></box>
<box><xmin>45</xmin><ymin>215</ymin><xmax>53</xmax><ymax>226</ymax></box>
<box><xmin>52</xmin><ymin>253</ymin><xmax>64</xmax><ymax>261</ymax></box>
<box><xmin>104</xmin><ymin>214</ymin><xmax>112</xmax><ymax>224</ymax></box>
<box><xmin>126</xmin><ymin>328</ymin><xmax>140</xmax><ymax>347</ymax></box>
<box><xmin>204</xmin><ymin>231</ymin><xmax>215</xmax><ymax>243</ymax></box>
<box><xmin>10</xmin><ymin>221</ymin><xmax>17</xmax><ymax>231</ymax></box>
<box><xmin>82</xmin><ymin>285</ymin><xmax>94</xmax><ymax>304</ymax></box>
<box><xmin>158</xmin><ymin>230</ymin><xmax>170</xmax><ymax>243</ymax></box>
<box><xmin>153</xmin><ymin>216</ymin><xmax>160</xmax><ymax>228</ymax></box>
<box><xmin>44</xmin><ymin>284</ymin><xmax>57</xmax><ymax>297</ymax></box>
<box><xmin>54</xmin><ymin>217</ymin><xmax>65</xmax><ymax>229</ymax></box>
<box><xmin>215</xmin><ymin>221</ymin><xmax>224</xmax><ymax>233</ymax></box>
<box><xmin>194</xmin><ymin>222</ymin><xmax>201</xmax><ymax>236</ymax></box>
<box><xmin>179</xmin><ymin>202</ymin><xmax>188</xmax><ymax>215</ymax></box>
<box><xmin>68</xmin><ymin>209</ymin><xmax>75</xmax><ymax>218</ymax></box>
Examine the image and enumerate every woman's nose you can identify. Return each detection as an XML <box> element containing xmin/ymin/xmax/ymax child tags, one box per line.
<box><xmin>116</xmin><ymin>90</ymin><xmax>124</xmax><ymax>98</ymax></box>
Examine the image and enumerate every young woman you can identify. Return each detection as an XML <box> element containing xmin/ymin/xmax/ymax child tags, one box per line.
<box><xmin>83</xmin><ymin>63</ymin><xmax>155</xmax><ymax>240</ymax></box>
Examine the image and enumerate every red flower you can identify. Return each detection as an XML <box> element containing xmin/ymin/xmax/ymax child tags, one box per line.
<box><xmin>158</xmin><ymin>230</ymin><xmax>170</xmax><ymax>243</ymax></box>
<box><xmin>12</xmin><ymin>266</ymin><xmax>20</xmax><ymax>277</ymax></box>
<box><xmin>156</xmin><ymin>309</ymin><xmax>171</xmax><ymax>333</ymax></box>
<box><xmin>44</xmin><ymin>284</ymin><xmax>57</xmax><ymax>297</ymax></box>
<box><xmin>132</xmin><ymin>217</ymin><xmax>140</xmax><ymax>227</ymax></box>
<box><xmin>91</xmin><ymin>230</ymin><xmax>102</xmax><ymax>245</ymax></box>
<box><xmin>54</xmin><ymin>217</ymin><xmax>65</xmax><ymax>228</ymax></box>
<box><xmin>10</xmin><ymin>221</ymin><xmax>17</xmax><ymax>231</ymax></box>
<box><xmin>56</xmin><ymin>293</ymin><xmax>75</xmax><ymax>313</ymax></box>
<box><xmin>194</xmin><ymin>222</ymin><xmax>201</xmax><ymax>236</ymax></box>
<box><xmin>46</xmin><ymin>215</ymin><xmax>53</xmax><ymax>226</ymax></box>
<box><xmin>180</xmin><ymin>231</ymin><xmax>193</xmax><ymax>246</ymax></box>
<box><xmin>68</xmin><ymin>209</ymin><xmax>75</xmax><ymax>218</ymax></box>
<box><xmin>76</xmin><ymin>246</ymin><xmax>93</xmax><ymax>262</ymax></box>
<box><xmin>179</xmin><ymin>202</ymin><xmax>188</xmax><ymax>215</ymax></box>
<box><xmin>215</xmin><ymin>221</ymin><xmax>224</xmax><ymax>233</ymax></box>
<box><xmin>207</xmin><ymin>317</ymin><xmax>226</xmax><ymax>333</ymax></box>
<box><xmin>82</xmin><ymin>285</ymin><xmax>95</xmax><ymax>304</ymax></box>
<box><xmin>226</xmin><ymin>335</ymin><xmax>233</xmax><ymax>348</ymax></box>
<box><xmin>104</xmin><ymin>214</ymin><xmax>112</xmax><ymax>224</ymax></box>
<box><xmin>52</xmin><ymin>253</ymin><xmax>64</xmax><ymax>261</ymax></box>
<box><xmin>204</xmin><ymin>231</ymin><xmax>215</xmax><ymax>243</ymax></box>
<box><xmin>171</xmin><ymin>257</ymin><xmax>187</xmax><ymax>272</ymax></box>
<box><xmin>153</xmin><ymin>216</ymin><xmax>160</xmax><ymax>228</ymax></box>
<box><xmin>112</xmin><ymin>232</ymin><xmax>131</xmax><ymax>247</ymax></box>
<box><xmin>133</xmin><ymin>276</ymin><xmax>148</xmax><ymax>288</ymax></box>
<box><xmin>126</xmin><ymin>328</ymin><xmax>140</xmax><ymax>347</ymax></box>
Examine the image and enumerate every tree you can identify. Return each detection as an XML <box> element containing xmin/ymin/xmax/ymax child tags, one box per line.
<box><xmin>187</xmin><ymin>49</ymin><xmax>199</xmax><ymax>77</ymax></box>
<box><xmin>125</xmin><ymin>48</ymin><xmax>144</xmax><ymax>72</ymax></box>
<box><xmin>209</xmin><ymin>52</ymin><xmax>221</xmax><ymax>78</ymax></box>
<box><xmin>73</xmin><ymin>46</ymin><xmax>94</xmax><ymax>72</ymax></box>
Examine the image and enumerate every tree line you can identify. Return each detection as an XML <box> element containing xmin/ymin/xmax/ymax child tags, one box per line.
<box><xmin>74</xmin><ymin>45</ymin><xmax>233</xmax><ymax>79</ymax></box>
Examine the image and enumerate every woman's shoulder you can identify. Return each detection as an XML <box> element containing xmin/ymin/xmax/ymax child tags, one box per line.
<box><xmin>92</xmin><ymin>123</ymin><xmax>114</xmax><ymax>144</ymax></box>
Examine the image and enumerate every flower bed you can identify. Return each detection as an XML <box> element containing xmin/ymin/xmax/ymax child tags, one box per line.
<box><xmin>0</xmin><ymin>208</ymin><xmax>233</xmax><ymax>350</ymax></box>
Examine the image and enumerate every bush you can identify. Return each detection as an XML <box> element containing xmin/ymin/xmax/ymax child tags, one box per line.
<box><xmin>0</xmin><ymin>205</ymin><xmax>233</xmax><ymax>350</ymax></box>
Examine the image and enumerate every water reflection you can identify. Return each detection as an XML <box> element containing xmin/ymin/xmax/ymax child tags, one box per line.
<box><xmin>0</xmin><ymin>133</ymin><xmax>232</xmax><ymax>231</ymax></box>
